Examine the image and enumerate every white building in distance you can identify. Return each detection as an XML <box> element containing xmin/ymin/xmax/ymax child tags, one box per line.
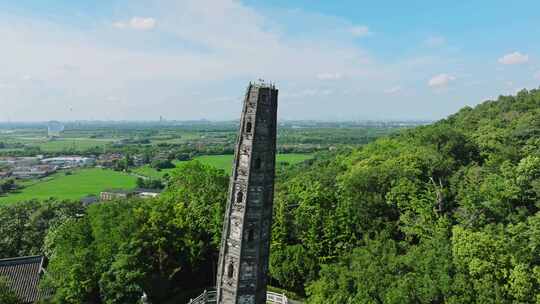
<box><xmin>47</xmin><ymin>121</ymin><xmax>64</xmax><ymax>138</ymax></box>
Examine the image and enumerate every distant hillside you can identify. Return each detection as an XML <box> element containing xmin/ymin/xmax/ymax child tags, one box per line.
<box><xmin>442</xmin><ymin>88</ymin><xmax>540</xmax><ymax>159</ymax></box>
<box><xmin>271</xmin><ymin>88</ymin><xmax>540</xmax><ymax>303</ymax></box>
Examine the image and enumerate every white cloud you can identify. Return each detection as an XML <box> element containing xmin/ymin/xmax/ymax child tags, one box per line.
<box><xmin>61</xmin><ymin>64</ymin><xmax>80</xmax><ymax>72</ymax></box>
<box><xmin>283</xmin><ymin>88</ymin><xmax>334</xmax><ymax>98</ymax></box>
<box><xmin>535</xmin><ymin>71</ymin><xmax>540</xmax><ymax>80</ymax></box>
<box><xmin>316</xmin><ymin>72</ymin><xmax>342</xmax><ymax>80</ymax></box>
<box><xmin>424</xmin><ymin>36</ymin><xmax>446</xmax><ymax>47</ymax></box>
<box><xmin>385</xmin><ymin>86</ymin><xmax>402</xmax><ymax>94</ymax></box>
<box><xmin>498</xmin><ymin>52</ymin><xmax>529</xmax><ymax>65</ymax></box>
<box><xmin>514</xmin><ymin>87</ymin><xmax>527</xmax><ymax>95</ymax></box>
<box><xmin>106</xmin><ymin>96</ymin><xmax>121</xmax><ymax>103</ymax></box>
<box><xmin>0</xmin><ymin>0</ymin><xmax>463</xmax><ymax>121</ymax></box>
<box><xmin>113</xmin><ymin>17</ymin><xmax>156</xmax><ymax>30</ymax></box>
<box><xmin>0</xmin><ymin>82</ymin><xmax>14</xmax><ymax>89</ymax></box>
<box><xmin>349</xmin><ymin>25</ymin><xmax>370</xmax><ymax>37</ymax></box>
<box><xmin>130</xmin><ymin>17</ymin><xmax>157</xmax><ymax>30</ymax></box>
<box><xmin>112</xmin><ymin>21</ymin><xmax>127</xmax><ymax>29</ymax></box>
<box><xmin>428</xmin><ymin>74</ymin><xmax>455</xmax><ymax>87</ymax></box>
<box><xmin>0</xmin><ymin>2</ymin><xmax>380</xmax><ymax>121</ymax></box>
<box><xmin>321</xmin><ymin>89</ymin><xmax>333</xmax><ymax>95</ymax></box>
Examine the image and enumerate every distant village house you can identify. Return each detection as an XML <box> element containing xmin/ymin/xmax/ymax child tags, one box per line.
<box><xmin>100</xmin><ymin>188</ymin><xmax>161</xmax><ymax>201</ymax></box>
<box><xmin>41</xmin><ymin>156</ymin><xmax>96</xmax><ymax>169</ymax></box>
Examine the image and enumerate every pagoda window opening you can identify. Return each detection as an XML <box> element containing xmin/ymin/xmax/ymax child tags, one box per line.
<box><xmin>236</xmin><ymin>191</ymin><xmax>244</xmax><ymax>203</ymax></box>
<box><xmin>247</xmin><ymin>228</ymin><xmax>255</xmax><ymax>242</ymax></box>
<box><xmin>227</xmin><ymin>262</ymin><xmax>234</xmax><ymax>278</ymax></box>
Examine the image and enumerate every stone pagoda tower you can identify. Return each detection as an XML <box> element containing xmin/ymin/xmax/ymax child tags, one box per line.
<box><xmin>216</xmin><ymin>82</ymin><xmax>278</xmax><ymax>304</ymax></box>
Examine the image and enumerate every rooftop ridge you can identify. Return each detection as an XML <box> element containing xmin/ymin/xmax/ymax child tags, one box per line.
<box><xmin>0</xmin><ymin>255</ymin><xmax>43</xmax><ymax>264</ymax></box>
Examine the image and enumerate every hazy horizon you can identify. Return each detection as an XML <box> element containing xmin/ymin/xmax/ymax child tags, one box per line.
<box><xmin>0</xmin><ymin>118</ymin><xmax>435</xmax><ymax>124</ymax></box>
<box><xmin>1</xmin><ymin>0</ymin><xmax>539</xmax><ymax>121</ymax></box>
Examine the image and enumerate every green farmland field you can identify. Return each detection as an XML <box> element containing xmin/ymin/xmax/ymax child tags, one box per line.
<box><xmin>0</xmin><ymin>154</ymin><xmax>312</xmax><ymax>204</ymax></box>
<box><xmin>36</xmin><ymin>138</ymin><xmax>113</xmax><ymax>152</ymax></box>
<box><xmin>0</xmin><ymin>168</ymin><xmax>137</xmax><ymax>204</ymax></box>
<box><xmin>31</xmin><ymin>138</ymin><xmax>112</xmax><ymax>152</ymax></box>
<box><xmin>0</xmin><ymin>137</ymin><xmax>114</xmax><ymax>152</ymax></box>
<box><xmin>132</xmin><ymin>165</ymin><xmax>175</xmax><ymax>179</ymax></box>
<box><xmin>194</xmin><ymin>154</ymin><xmax>313</xmax><ymax>171</ymax></box>
<box><xmin>133</xmin><ymin>153</ymin><xmax>313</xmax><ymax>178</ymax></box>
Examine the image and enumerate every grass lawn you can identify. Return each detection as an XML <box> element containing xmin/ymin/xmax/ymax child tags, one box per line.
<box><xmin>0</xmin><ymin>148</ymin><xmax>24</xmax><ymax>153</ymax></box>
<box><xmin>0</xmin><ymin>168</ymin><xmax>137</xmax><ymax>204</ymax></box>
<box><xmin>0</xmin><ymin>154</ymin><xmax>313</xmax><ymax>204</ymax></box>
<box><xmin>193</xmin><ymin>154</ymin><xmax>313</xmax><ymax>172</ymax></box>
<box><xmin>37</xmin><ymin>139</ymin><xmax>112</xmax><ymax>152</ymax></box>
<box><xmin>7</xmin><ymin>137</ymin><xmax>113</xmax><ymax>152</ymax></box>
<box><xmin>133</xmin><ymin>153</ymin><xmax>314</xmax><ymax>178</ymax></box>
<box><xmin>150</xmin><ymin>132</ymin><xmax>202</xmax><ymax>145</ymax></box>
<box><xmin>132</xmin><ymin>165</ymin><xmax>177</xmax><ymax>179</ymax></box>
<box><xmin>192</xmin><ymin>155</ymin><xmax>236</xmax><ymax>172</ymax></box>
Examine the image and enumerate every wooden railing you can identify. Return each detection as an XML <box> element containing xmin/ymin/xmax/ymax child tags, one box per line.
<box><xmin>266</xmin><ymin>291</ymin><xmax>289</xmax><ymax>303</ymax></box>
<box><xmin>188</xmin><ymin>290</ymin><xmax>217</xmax><ymax>304</ymax></box>
<box><xmin>188</xmin><ymin>289</ymin><xmax>287</xmax><ymax>304</ymax></box>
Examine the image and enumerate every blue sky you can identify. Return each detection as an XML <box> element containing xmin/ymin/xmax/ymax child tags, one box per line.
<box><xmin>0</xmin><ymin>0</ymin><xmax>539</xmax><ymax>121</ymax></box>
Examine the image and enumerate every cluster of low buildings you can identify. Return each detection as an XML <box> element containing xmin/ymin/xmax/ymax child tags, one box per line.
<box><xmin>41</xmin><ymin>156</ymin><xmax>95</xmax><ymax>168</ymax></box>
<box><xmin>0</xmin><ymin>153</ymin><xmax>163</xmax><ymax>206</ymax></box>
<box><xmin>78</xmin><ymin>189</ymin><xmax>162</xmax><ymax>207</ymax></box>
<box><xmin>0</xmin><ymin>156</ymin><xmax>96</xmax><ymax>180</ymax></box>
<box><xmin>95</xmin><ymin>153</ymin><xmax>146</xmax><ymax>168</ymax></box>
<box><xmin>96</xmin><ymin>153</ymin><xmax>123</xmax><ymax>167</ymax></box>
<box><xmin>0</xmin><ymin>151</ymin><xmax>170</xmax><ymax>180</ymax></box>
<box><xmin>99</xmin><ymin>188</ymin><xmax>162</xmax><ymax>201</ymax></box>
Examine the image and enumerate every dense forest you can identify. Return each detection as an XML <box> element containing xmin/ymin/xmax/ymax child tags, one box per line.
<box><xmin>282</xmin><ymin>88</ymin><xmax>540</xmax><ymax>303</ymax></box>
<box><xmin>2</xmin><ymin>88</ymin><xmax>540</xmax><ymax>303</ymax></box>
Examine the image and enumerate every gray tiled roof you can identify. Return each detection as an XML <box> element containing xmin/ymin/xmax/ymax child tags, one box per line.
<box><xmin>0</xmin><ymin>256</ymin><xmax>46</xmax><ymax>303</ymax></box>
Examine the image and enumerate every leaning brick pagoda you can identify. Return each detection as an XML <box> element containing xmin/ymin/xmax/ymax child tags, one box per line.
<box><xmin>215</xmin><ymin>82</ymin><xmax>278</xmax><ymax>304</ymax></box>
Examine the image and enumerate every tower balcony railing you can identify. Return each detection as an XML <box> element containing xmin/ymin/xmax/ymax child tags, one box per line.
<box><xmin>188</xmin><ymin>289</ymin><xmax>288</xmax><ymax>304</ymax></box>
